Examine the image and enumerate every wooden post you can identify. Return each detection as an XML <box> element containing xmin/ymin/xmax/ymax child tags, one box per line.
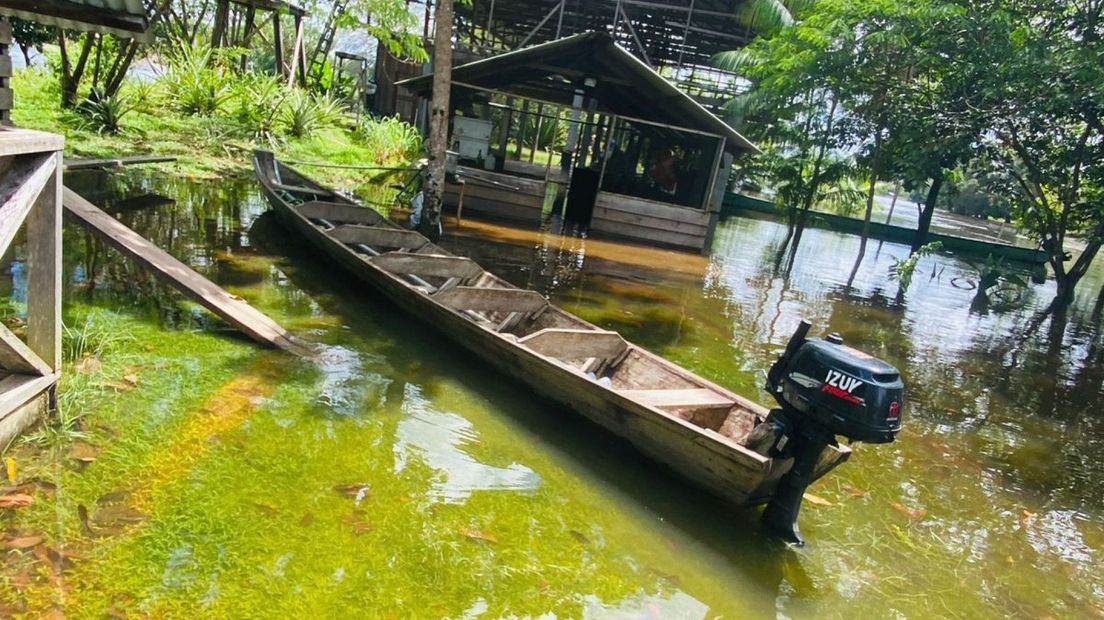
<box><xmin>0</xmin><ymin>18</ymin><xmax>12</xmax><ymax>126</ymax></box>
<box><xmin>273</xmin><ymin>11</ymin><xmax>284</xmax><ymax>78</ymax></box>
<box><xmin>0</xmin><ymin>127</ymin><xmax>64</xmax><ymax>446</ymax></box>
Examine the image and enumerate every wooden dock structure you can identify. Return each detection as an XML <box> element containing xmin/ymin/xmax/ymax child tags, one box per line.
<box><xmin>62</xmin><ymin>188</ymin><xmax>307</xmax><ymax>355</ymax></box>
<box><xmin>0</xmin><ymin>127</ymin><xmax>63</xmax><ymax>448</ymax></box>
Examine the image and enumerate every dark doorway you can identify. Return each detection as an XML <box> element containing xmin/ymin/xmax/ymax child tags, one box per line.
<box><xmin>565</xmin><ymin>168</ymin><xmax>600</xmax><ymax>224</ymax></box>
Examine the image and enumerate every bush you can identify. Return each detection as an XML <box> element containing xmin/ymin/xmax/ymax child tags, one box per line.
<box><xmin>228</xmin><ymin>73</ymin><xmax>287</xmax><ymax>145</ymax></box>
<box><xmin>357</xmin><ymin>115</ymin><xmax>423</xmax><ymax>164</ymax></box>
<box><xmin>163</xmin><ymin>42</ymin><xmax>231</xmax><ymax>116</ymax></box>
<box><xmin>76</xmin><ymin>86</ymin><xmax>133</xmax><ymax>134</ymax></box>
<box><xmin>280</xmin><ymin>88</ymin><xmax>346</xmax><ymax>138</ymax></box>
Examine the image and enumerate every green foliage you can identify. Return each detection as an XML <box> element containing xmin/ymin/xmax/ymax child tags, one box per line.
<box><xmin>280</xmin><ymin>88</ymin><xmax>346</xmax><ymax>138</ymax></box>
<box><xmin>889</xmin><ymin>241</ymin><xmax>942</xmax><ymax>293</ymax></box>
<box><xmin>163</xmin><ymin>42</ymin><xmax>232</xmax><ymax>116</ymax></box>
<box><xmin>76</xmin><ymin>86</ymin><xmax>134</xmax><ymax>134</ymax></box>
<box><xmin>227</xmin><ymin>73</ymin><xmax>288</xmax><ymax>145</ymax></box>
<box><xmin>357</xmin><ymin>115</ymin><xmax>423</xmax><ymax>162</ymax></box>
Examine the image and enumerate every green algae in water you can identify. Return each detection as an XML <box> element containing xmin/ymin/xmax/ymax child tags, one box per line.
<box><xmin>5</xmin><ymin>169</ymin><xmax>1104</xmax><ymax>618</ymax></box>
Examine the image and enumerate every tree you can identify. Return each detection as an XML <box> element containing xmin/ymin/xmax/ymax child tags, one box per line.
<box><xmin>419</xmin><ymin>0</ymin><xmax>454</xmax><ymax>241</ymax></box>
<box><xmin>977</xmin><ymin>0</ymin><xmax>1104</xmax><ymax>308</ymax></box>
<box><xmin>11</xmin><ymin>18</ymin><xmax>53</xmax><ymax>66</ymax></box>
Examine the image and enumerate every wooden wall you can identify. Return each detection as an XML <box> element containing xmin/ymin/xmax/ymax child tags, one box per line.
<box><xmin>374</xmin><ymin>41</ymin><xmax>421</xmax><ymax>123</ymax></box>
<box><xmin>590</xmin><ymin>192</ymin><xmax>711</xmax><ymax>252</ymax></box>
<box><xmin>0</xmin><ymin>19</ymin><xmax>11</xmax><ymax>125</ymax></box>
<box><xmin>444</xmin><ymin>167</ymin><xmax>546</xmax><ymax>225</ymax></box>
<box><xmin>0</xmin><ymin>127</ymin><xmax>64</xmax><ymax>446</ymax></box>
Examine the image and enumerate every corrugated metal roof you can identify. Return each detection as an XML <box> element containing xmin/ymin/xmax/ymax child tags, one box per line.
<box><xmin>396</xmin><ymin>32</ymin><xmax>759</xmax><ymax>155</ymax></box>
<box><xmin>0</xmin><ymin>0</ymin><xmax>150</xmax><ymax>39</ymax></box>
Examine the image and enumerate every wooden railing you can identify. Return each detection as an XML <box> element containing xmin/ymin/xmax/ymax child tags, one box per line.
<box><xmin>0</xmin><ymin>126</ymin><xmax>63</xmax><ymax>447</ymax></box>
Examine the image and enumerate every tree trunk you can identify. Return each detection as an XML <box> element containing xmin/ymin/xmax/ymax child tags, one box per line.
<box><xmin>847</xmin><ymin>170</ymin><xmax>880</xmax><ymax>287</ymax></box>
<box><xmin>59</xmin><ymin>31</ymin><xmax>95</xmax><ymax>108</ymax></box>
<box><xmin>912</xmin><ymin>173</ymin><xmax>944</xmax><ymax>254</ymax></box>
<box><xmin>420</xmin><ymin>0</ymin><xmax>454</xmax><ymax>242</ymax></box>
<box><xmin>211</xmin><ymin>0</ymin><xmax>230</xmax><ymax>48</ymax></box>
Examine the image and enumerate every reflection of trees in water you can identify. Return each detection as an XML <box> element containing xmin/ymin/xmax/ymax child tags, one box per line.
<box><xmin>62</xmin><ymin>170</ymin><xmax>264</xmax><ymax>328</ymax></box>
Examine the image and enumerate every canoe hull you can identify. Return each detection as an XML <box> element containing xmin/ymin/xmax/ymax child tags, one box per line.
<box><xmin>253</xmin><ymin>152</ymin><xmax>850</xmax><ymax>508</ymax></box>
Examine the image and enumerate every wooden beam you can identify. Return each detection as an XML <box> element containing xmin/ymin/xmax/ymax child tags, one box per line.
<box><xmin>433</xmin><ymin>286</ymin><xmax>548</xmax><ymax>313</ymax></box>
<box><xmin>0</xmin><ymin>152</ymin><xmax>55</xmax><ymax>256</ymax></box>
<box><xmin>62</xmin><ymin>187</ymin><xmax>307</xmax><ymax>354</ymax></box>
<box><xmin>517</xmin><ymin>328</ymin><xmax>627</xmax><ymax>361</ymax></box>
<box><xmin>328</xmin><ymin>225</ymin><xmax>428</xmax><ymax>250</ymax></box>
<box><xmin>0</xmin><ymin>323</ymin><xmax>51</xmax><ymax>376</ymax></box>
<box><xmin>24</xmin><ymin>152</ymin><xmax>61</xmax><ymax>370</ymax></box>
<box><xmin>0</xmin><ymin>373</ymin><xmax>58</xmax><ymax>428</ymax></box>
<box><xmin>370</xmin><ymin>252</ymin><xmax>484</xmax><ymax>280</ymax></box>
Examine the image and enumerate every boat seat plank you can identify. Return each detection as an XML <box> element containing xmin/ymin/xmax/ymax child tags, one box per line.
<box><xmin>616</xmin><ymin>388</ymin><xmax>735</xmax><ymax>410</ymax></box>
<box><xmin>518</xmin><ymin>328</ymin><xmax>627</xmax><ymax>361</ymax></box>
<box><xmin>272</xmin><ymin>182</ymin><xmax>332</xmax><ymax>197</ymax></box>
<box><xmin>434</xmin><ymin>286</ymin><xmax>548</xmax><ymax>314</ymax></box>
<box><xmin>328</xmin><ymin>225</ymin><xmax>428</xmax><ymax>251</ymax></box>
<box><xmin>295</xmin><ymin>201</ymin><xmax>384</xmax><ymax>226</ymax></box>
<box><xmin>370</xmin><ymin>252</ymin><xmax>484</xmax><ymax>280</ymax></box>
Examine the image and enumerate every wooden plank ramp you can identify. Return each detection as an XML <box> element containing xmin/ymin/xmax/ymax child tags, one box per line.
<box><xmin>62</xmin><ymin>187</ymin><xmax>309</xmax><ymax>356</ymax></box>
<box><xmin>64</xmin><ymin>155</ymin><xmax>177</xmax><ymax>171</ymax></box>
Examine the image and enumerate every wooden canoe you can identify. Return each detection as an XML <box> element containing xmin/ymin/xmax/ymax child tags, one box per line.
<box><xmin>253</xmin><ymin>151</ymin><xmax>850</xmax><ymax>507</ymax></box>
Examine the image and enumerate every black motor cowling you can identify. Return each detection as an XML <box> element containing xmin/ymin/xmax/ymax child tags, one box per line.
<box><xmin>772</xmin><ymin>335</ymin><xmax>903</xmax><ymax>444</ymax></box>
<box><xmin>759</xmin><ymin>320</ymin><xmax>904</xmax><ymax>545</ymax></box>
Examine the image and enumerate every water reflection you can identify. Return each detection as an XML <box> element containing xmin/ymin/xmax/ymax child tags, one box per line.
<box><xmin>395</xmin><ymin>383</ymin><xmax>542</xmax><ymax>503</ymax></box>
<box><xmin>3</xmin><ymin>168</ymin><xmax>1101</xmax><ymax>617</ymax></box>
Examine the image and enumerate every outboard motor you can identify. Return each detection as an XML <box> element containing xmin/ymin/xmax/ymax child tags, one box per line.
<box><xmin>759</xmin><ymin>320</ymin><xmax>903</xmax><ymax>545</ymax></box>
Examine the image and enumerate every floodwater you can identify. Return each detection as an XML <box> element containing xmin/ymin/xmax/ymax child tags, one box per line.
<box><xmin>1</xmin><ymin>169</ymin><xmax>1102</xmax><ymax>618</ymax></box>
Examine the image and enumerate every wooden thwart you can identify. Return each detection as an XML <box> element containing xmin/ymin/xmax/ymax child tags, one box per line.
<box><xmin>62</xmin><ymin>187</ymin><xmax>306</xmax><ymax>355</ymax></box>
<box><xmin>517</xmin><ymin>328</ymin><xmax>627</xmax><ymax>361</ymax></box>
<box><xmin>329</xmin><ymin>225</ymin><xmax>428</xmax><ymax>250</ymax></box>
<box><xmin>370</xmin><ymin>252</ymin><xmax>484</xmax><ymax>280</ymax></box>
<box><xmin>434</xmin><ymin>286</ymin><xmax>548</xmax><ymax>314</ymax></box>
<box><xmin>294</xmin><ymin>201</ymin><xmax>384</xmax><ymax>226</ymax></box>
<box><xmin>617</xmin><ymin>388</ymin><xmax>735</xmax><ymax>410</ymax></box>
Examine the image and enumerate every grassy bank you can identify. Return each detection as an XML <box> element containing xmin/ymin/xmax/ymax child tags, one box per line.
<box><xmin>9</xmin><ymin>62</ymin><xmax>421</xmax><ymax>197</ymax></box>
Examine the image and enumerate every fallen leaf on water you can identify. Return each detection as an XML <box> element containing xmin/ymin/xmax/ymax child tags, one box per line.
<box><xmin>10</xmin><ymin>569</ymin><xmax>33</xmax><ymax>589</ymax></box>
<box><xmin>5</xmin><ymin>456</ymin><xmax>16</xmax><ymax>483</ymax></box>
<box><xmin>300</xmin><ymin>512</ymin><xmax>315</xmax><ymax>526</ymax></box>
<box><xmin>459</xmin><ymin>528</ymin><xmax>498</xmax><ymax>544</ymax></box>
<box><xmin>803</xmin><ymin>492</ymin><xmax>834</xmax><ymax>507</ymax></box>
<box><xmin>253</xmin><ymin>502</ymin><xmax>278</xmax><ymax>516</ymax></box>
<box><xmin>97</xmin><ymin>489</ymin><xmax>131</xmax><ymax>505</ymax></box>
<box><xmin>32</xmin><ymin>545</ymin><xmax>76</xmax><ymax>573</ymax></box>
<box><xmin>334</xmin><ymin>483</ymin><xmax>371</xmax><ymax>503</ymax></box>
<box><xmin>891</xmin><ymin>502</ymin><xmax>927</xmax><ymax>521</ymax></box>
<box><xmin>93</xmin><ymin>504</ymin><xmax>148</xmax><ymax>527</ymax></box>
<box><xmin>0</xmin><ymin>493</ymin><xmax>34</xmax><ymax>509</ymax></box>
<box><xmin>842</xmin><ymin>483</ymin><xmax>867</xmax><ymax>498</ymax></box>
<box><xmin>123</xmin><ymin>373</ymin><xmax>140</xmax><ymax>387</ymax></box>
<box><xmin>341</xmin><ymin>510</ymin><xmax>372</xmax><ymax>534</ymax></box>
<box><xmin>75</xmin><ymin>356</ymin><xmax>103</xmax><ymax>374</ymax></box>
<box><xmin>70</xmin><ymin>442</ymin><xmax>99</xmax><ymax>464</ymax></box>
<box><xmin>6</xmin><ymin>534</ymin><xmax>45</xmax><ymax>549</ymax></box>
